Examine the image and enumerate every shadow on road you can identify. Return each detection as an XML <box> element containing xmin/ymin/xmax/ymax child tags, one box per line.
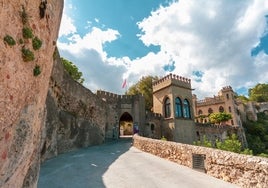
<box><xmin>38</xmin><ymin>138</ymin><xmax>132</xmax><ymax>188</ymax></box>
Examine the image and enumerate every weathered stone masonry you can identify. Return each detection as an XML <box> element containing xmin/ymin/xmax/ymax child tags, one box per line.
<box><xmin>133</xmin><ymin>135</ymin><xmax>268</xmax><ymax>188</ymax></box>
<box><xmin>41</xmin><ymin>50</ymin><xmax>118</xmax><ymax>161</ymax></box>
<box><xmin>0</xmin><ymin>1</ymin><xmax>63</xmax><ymax>187</ymax></box>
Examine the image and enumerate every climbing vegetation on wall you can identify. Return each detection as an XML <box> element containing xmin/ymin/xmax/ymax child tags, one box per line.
<box><xmin>3</xmin><ymin>35</ymin><xmax>16</xmax><ymax>46</ymax></box>
<box><xmin>2</xmin><ymin>5</ymin><xmax>44</xmax><ymax>75</ymax></box>
<box><xmin>61</xmin><ymin>57</ymin><xmax>85</xmax><ymax>84</ymax></box>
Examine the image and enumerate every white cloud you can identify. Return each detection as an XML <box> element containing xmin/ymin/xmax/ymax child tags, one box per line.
<box><xmin>58</xmin><ymin>5</ymin><xmax>124</xmax><ymax>93</ymax></box>
<box><xmin>137</xmin><ymin>0</ymin><xmax>268</xmax><ymax>98</ymax></box>
<box><xmin>59</xmin><ymin>13</ymin><xmax>76</xmax><ymax>37</ymax></box>
<box><xmin>58</xmin><ymin>27</ymin><xmax>120</xmax><ymax>58</ymax></box>
<box><xmin>59</xmin><ymin>1</ymin><xmax>76</xmax><ymax>37</ymax></box>
<box><xmin>58</xmin><ymin>0</ymin><xmax>268</xmax><ymax>99</ymax></box>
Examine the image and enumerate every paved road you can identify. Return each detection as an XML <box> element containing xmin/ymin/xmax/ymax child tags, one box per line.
<box><xmin>38</xmin><ymin>138</ymin><xmax>239</xmax><ymax>188</ymax></box>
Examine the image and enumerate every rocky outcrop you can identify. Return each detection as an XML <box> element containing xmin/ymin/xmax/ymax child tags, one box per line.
<box><xmin>0</xmin><ymin>0</ymin><xmax>63</xmax><ymax>187</ymax></box>
<box><xmin>133</xmin><ymin>135</ymin><xmax>268</xmax><ymax>188</ymax></box>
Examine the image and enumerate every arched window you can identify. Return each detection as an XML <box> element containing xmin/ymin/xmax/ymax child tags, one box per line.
<box><xmin>198</xmin><ymin>110</ymin><xmax>203</xmax><ymax>115</ymax></box>
<box><xmin>228</xmin><ymin>106</ymin><xmax>232</xmax><ymax>112</ymax></box>
<box><xmin>219</xmin><ymin>106</ymin><xmax>224</xmax><ymax>113</ymax></box>
<box><xmin>208</xmin><ymin>108</ymin><xmax>213</xmax><ymax>114</ymax></box>
<box><xmin>164</xmin><ymin>97</ymin><xmax>171</xmax><ymax>118</ymax></box>
<box><xmin>150</xmin><ymin>123</ymin><xmax>155</xmax><ymax>133</ymax></box>
<box><xmin>175</xmin><ymin>97</ymin><xmax>183</xmax><ymax>118</ymax></box>
<box><xmin>183</xmin><ymin>99</ymin><xmax>191</xmax><ymax>118</ymax></box>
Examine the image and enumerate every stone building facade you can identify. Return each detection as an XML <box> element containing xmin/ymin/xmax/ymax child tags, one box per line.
<box><xmin>193</xmin><ymin>86</ymin><xmax>241</xmax><ymax>126</ymax></box>
<box><xmin>152</xmin><ymin>74</ymin><xmax>196</xmax><ymax>144</ymax></box>
<box><xmin>192</xmin><ymin>86</ymin><xmax>248</xmax><ymax>147</ymax></box>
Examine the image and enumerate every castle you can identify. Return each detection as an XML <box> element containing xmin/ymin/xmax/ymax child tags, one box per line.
<box><xmin>97</xmin><ymin>74</ymin><xmax>266</xmax><ymax>147</ymax></box>
<box><xmin>42</xmin><ymin>52</ymin><xmax>268</xmax><ymax>162</ymax></box>
<box><xmin>97</xmin><ymin>74</ymin><xmax>196</xmax><ymax>144</ymax></box>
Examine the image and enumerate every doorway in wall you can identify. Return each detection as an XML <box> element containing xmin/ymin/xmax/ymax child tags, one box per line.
<box><xmin>119</xmin><ymin>112</ymin><xmax>133</xmax><ymax>137</ymax></box>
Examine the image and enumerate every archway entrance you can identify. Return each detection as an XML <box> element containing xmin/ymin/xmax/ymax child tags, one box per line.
<box><xmin>119</xmin><ymin>112</ymin><xmax>133</xmax><ymax>137</ymax></box>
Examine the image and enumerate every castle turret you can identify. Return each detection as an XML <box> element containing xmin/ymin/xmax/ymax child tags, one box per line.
<box><xmin>152</xmin><ymin>73</ymin><xmax>195</xmax><ymax>144</ymax></box>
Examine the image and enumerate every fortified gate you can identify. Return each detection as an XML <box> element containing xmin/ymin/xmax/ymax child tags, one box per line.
<box><xmin>96</xmin><ymin>90</ymin><xmax>146</xmax><ymax>138</ymax></box>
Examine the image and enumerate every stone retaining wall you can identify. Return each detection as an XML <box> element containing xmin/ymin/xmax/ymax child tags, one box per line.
<box><xmin>133</xmin><ymin>135</ymin><xmax>268</xmax><ymax>188</ymax></box>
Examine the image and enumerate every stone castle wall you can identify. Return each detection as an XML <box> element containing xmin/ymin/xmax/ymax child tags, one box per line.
<box><xmin>133</xmin><ymin>135</ymin><xmax>268</xmax><ymax>188</ymax></box>
<box><xmin>41</xmin><ymin>50</ymin><xmax>118</xmax><ymax>161</ymax></box>
<box><xmin>0</xmin><ymin>1</ymin><xmax>63</xmax><ymax>187</ymax></box>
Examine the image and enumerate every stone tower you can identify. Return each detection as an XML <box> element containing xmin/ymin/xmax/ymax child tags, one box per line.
<box><xmin>152</xmin><ymin>74</ymin><xmax>195</xmax><ymax>144</ymax></box>
<box><xmin>218</xmin><ymin>86</ymin><xmax>241</xmax><ymax>125</ymax></box>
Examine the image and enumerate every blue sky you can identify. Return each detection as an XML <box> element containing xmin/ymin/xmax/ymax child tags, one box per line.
<box><xmin>58</xmin><ymin>0</ymin><xmax>268</xmax><ymax>99</ymax></box>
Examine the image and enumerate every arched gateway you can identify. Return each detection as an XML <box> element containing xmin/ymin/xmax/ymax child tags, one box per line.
<box><xmin>119</xmin><ymin>112</ymin><xmax>133</xmax><ymax>137</ymax></box>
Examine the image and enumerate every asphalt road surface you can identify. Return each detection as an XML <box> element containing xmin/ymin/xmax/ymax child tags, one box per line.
<box><xmin>38</xmin><ymin>138</ymin><xmax>239</xmax><ymax>188</ymax></box>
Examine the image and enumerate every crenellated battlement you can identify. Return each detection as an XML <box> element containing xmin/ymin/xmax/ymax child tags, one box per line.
<box><xmin>153</xmin><ymin>73</ymin><xmax>191</xmax><ymax>92</ymax></box>
<box><xmin>96</xmin><ymin>90</ymin><xmax>134</xmax><ymax>102</ymax></box>
<box><xmin>153</xmin><ymin>73</ymin><xmax>191</xmax><ymax>86</ymax></box>
<box><xmin>196</xmin><ymin>96</ymin><xmax>224</xmax><ymax>106</ymax></box>
<box><xmin>221</xmin><ymin>85</ymin><xmax>233</xmax><ymax>92</ymax></box>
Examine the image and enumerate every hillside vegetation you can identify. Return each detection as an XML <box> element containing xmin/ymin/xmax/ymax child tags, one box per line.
<box><xmin>239</xmin><ymin>83</ymin><xmax>268</xmax><ymax>156</ymax></box>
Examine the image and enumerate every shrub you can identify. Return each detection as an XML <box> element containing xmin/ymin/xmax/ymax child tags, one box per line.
<box><xmin>32</xmin><ymin>37</ymin><xmax>42</xmax><ymax>50</ymax></box>
<box><xmin>21</xmin><ymin>47</ymin><xmax>34</xmax><ymax>62</ymax></box>
<box><xmin>216</xmin><ymin>134</ymin><xmax>241</xmax><ymax>153</ymax></box>
<box><xmin>241</xmin><ymin>148</ymin><xmax>253</xmax><ymax>155</ymax></box>
<box><xmin>33</xmin><ymin>65</ymin><xmax>41</xmax><ymax>76</ymax></box>
<box><xmin>19</xmin><ymin>38</ymin><xmax>24</xmax><ymax>45</ymax></box>
<box><xmin>20</xmin><ymin>6</ymin><xmax>28</xmax><ymax>25</ymax></box>
<box><xmin>194</xmin><ymin>135</ymin><xmax>213</xmax><ymax>148</ymax></box>
<box><xmin>258</xmin><ymin>153</ymin><xmax>268</xmax><ymax>158</ymax></box>
<box><xmin>22</xmin><ymin>27</ymin><xmax>33</xmax><ymax>39</ymax></box>
<box><xmin>3</xmin><ymin>35</ymin><xmax>16</xmax><ymax>46</ymax></box>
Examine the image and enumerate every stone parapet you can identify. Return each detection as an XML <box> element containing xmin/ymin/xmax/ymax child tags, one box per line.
<box><xmin>153</xmin><ymin>73</ymin><xmax>191</xmax><ymax>92</ymax></box>
<box><xmin>133</xmin><ymin>135</ymin><xmax>268</xmax><ymax>188</ymax></box>
<box><xmin>196</xmin><ymin>96</ymin><xmax>224</xmax><ymax>106</ymax></box>
<box><xmin>96</xmin><ymin>90</ymin><xmax>134</xmax><ymax>103</ymax></box>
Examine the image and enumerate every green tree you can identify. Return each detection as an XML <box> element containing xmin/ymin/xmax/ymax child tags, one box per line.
<box><xmin>126</xmin><ymin>76</ymin><xmax>158</xmax><ymax>111</ymax></box>
<box><xmin>236</xmin><ymin>95</ymin><xmax>249</xmax><ymax>103</ymax></box>
<box><xmin>216</xmin><ymin>134</ymin><xmax>242</xmax><ymax>153</ymax></box>
<box><xmin>61</xmin><ymin>57</ymin><xmax>85</xmax><ymax>84</ymax></box>
<box><xmin>244</xmin><ymin>112</ymin><xmax>268</xmax><ymax>155</ymax></box>
<box><xmin>208</xmin><ymin>112</ymin><xmax>232</xmax><ymax>124</ymax></box>
<box><xmin>248</xmin><ymin>83</ymin><xmax>268</xmax><ymax>102</ymax></box>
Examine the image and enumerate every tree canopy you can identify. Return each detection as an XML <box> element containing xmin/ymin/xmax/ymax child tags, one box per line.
<box><xmin>244</xmin><ymin>112</ymin><xmax>268</xmax><ymax>155</ymax></box>
<box><xmin>249</xmin><ymin>83</ymin><xmax>268</xmax><ymax>102</ymax></box>
<box><xmin>208</xmin><ymin>112</ymin><xmax>232</xmax><ymax>124</ymax></box>
<box><xmin>126</xmin><ymin>76</ymin><xmax>158</xmax><ymax>111</ymax></box>
<box><xmin>61</xmin><ymin>57</ymin><xmax>85</xmax><ymax>84</ymax></box>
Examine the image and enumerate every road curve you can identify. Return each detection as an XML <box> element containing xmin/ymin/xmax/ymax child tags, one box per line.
<box><xmin>38</xmin><ymin>138</ymin><xmax>239</xmax><ymax>188</ymax></box>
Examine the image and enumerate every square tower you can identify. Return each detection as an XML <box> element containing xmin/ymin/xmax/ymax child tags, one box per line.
<box><xmin>152</xmin><ymin>74</ymin><xmax>195</xmax><ymax>144</ymax></box>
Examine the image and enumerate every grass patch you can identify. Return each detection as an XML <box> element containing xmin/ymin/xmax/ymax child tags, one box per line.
<box><xmin>22</xmin><ymin>27</ymin><xmax>33</xmax><ymax>39</ymax></box>
<box><xmin>33</xmin><ymin>65</ymin><xmax>41</xmax><ymax>76</ymax></box>
<box><xmin>3</xmin><ymin>35</ymin><xmax>16</xmax><ymax>46</ymax></box>
<box><xmin>21</xmin><ymin>47</ymin><xmax>34</xmax><ymax>62</ymax></box>
<box><xmin>20</xmin><ymin>6</ymin><xmax>28</xmax><ymax>25</ymax></box>
<box><xmin>32</xmin><ymin>37</ymin><xmax>42</xmax><ymax>50</ymax></box>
